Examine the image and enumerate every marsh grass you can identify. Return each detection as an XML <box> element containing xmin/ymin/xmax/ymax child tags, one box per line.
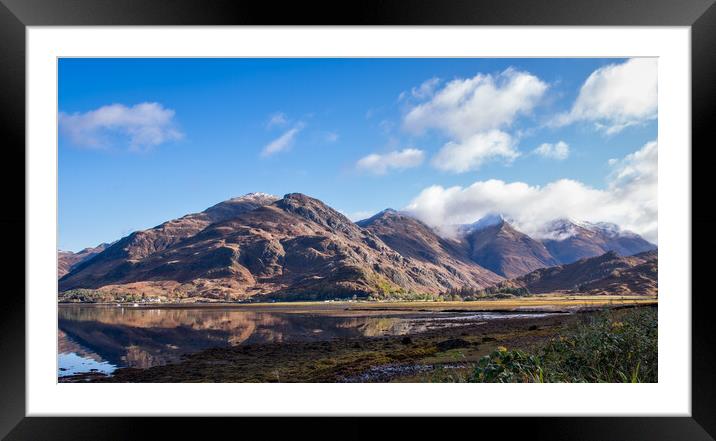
<box><xmin>465</xmin><ymin>307</ymin><xmax>657</xmax><ymax>383</ymax></box>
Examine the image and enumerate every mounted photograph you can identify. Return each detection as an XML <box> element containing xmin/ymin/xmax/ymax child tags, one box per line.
<box><xmin>57</xmin><ymin>57</ymin><xmax>658</xmax><ymax>383</ymax></box>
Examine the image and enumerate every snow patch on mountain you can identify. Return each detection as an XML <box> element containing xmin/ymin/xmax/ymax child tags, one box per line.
<box><xmin>534</xmin><ymin>218</ymin><xmax>644</xmax><ymax>241</ymax></box>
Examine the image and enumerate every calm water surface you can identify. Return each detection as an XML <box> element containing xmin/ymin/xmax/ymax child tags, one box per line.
<box><xmin>58</xmin><ymin>304</ymin><xmax>556</xmax><ymax>377</ymax></box>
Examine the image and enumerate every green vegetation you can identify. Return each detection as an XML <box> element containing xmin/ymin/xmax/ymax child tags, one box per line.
<box><xmin>375</xmin><ymin>278</ymin><xmax>402</xmax><ymax>295</ymax></box>
<box><xmin>371</xmin><ymin>284</ymin><xmax>531</xmax><ymax>302</ymax></box>
<box><xmin>442</xmin><ymin>285</ymin><xmax>530</xmax><ymax>300</ymax></box>
<box><xmin>483</xmin><ymin>286</ymin><xmax>530</xmax><ymax>297</ymax></box>
<box><xmin>371</xmin><ymin>291</ymin><xmax>445</xmax><ymax>302</ymax></box>
<box><xmin>58</xmin><ymin>289</ymin><xmax>106</xmax><ymax>303</ymax></box>
<box><xmin>465</xmin><ymin>307</ymin><xmax>657</xmax><ymax>383</ymax></box>
<box><xmin>59</xmin><ymin>289</ymin><xmax>155</xmax><ymax>303</ymax></box>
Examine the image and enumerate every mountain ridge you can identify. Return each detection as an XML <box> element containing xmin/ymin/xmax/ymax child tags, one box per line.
<box><xmin>60</xmin><ymin>193</ymin><xmax>279</xmax><ymax>287</ymax></box>
<box><xmin>60</xmin><ymin>193</ymin><xmax>504</xmax><ymax>301</ymax></box>
<box><xmin>59</xmin><ymin>193</ymin><xmax>656</xmax><ymax>302</ymax></box>
<box><xmin>496</xmin><ymin>249</ymin><xmax>657</xmax><ymax>296</ymax></box>
<box><xmin>461</xmin><ymin>220</ymin><xmax>559</xmax><ymax>278</ymax></box>
<box><xmin>539</xmin><ymin>218</ymin><xmax>656</xmax><ymax>264</ymax></box>
<box><xmin>58</xmin><ymin>243</ymin><xmax>111</xmax><ymax>278</ymax></box>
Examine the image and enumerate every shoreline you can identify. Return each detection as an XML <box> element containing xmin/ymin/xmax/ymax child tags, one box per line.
<box><xmin>60</xmin><ymin>304</ymin><xmax>657</xmax><ymax>383</ymax></box>
<box><xmin>62</xmin><ymin>311</ymin><xmax>578</xmax><ymax>383</ymax></box>
<box><xmin>57</xmin><ymin>296</ymin><xmax>658</xmax><ymax>315</ymax></box>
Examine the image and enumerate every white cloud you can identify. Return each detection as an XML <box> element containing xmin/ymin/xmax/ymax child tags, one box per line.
<box><xmin>608</xmin><ymin>141</ymin><xmax>657</xmax><ymax>187</ymax></box>
<box><xmin>605</xmin><ymin>140</ymin><xmax>658</xmax><ymax>240</ymax></box>
<box><xmin>356</xmin><ymin>148</ymin><xmax>425</xmax><ymax>175</ymax></box>
<box><xmin>533</xmin><ymin>141</ymin><xmax>570</xmax><ymax>160</ymax></box>
<box><xmin>406</xmin><ymin>140</ymin><xmax>657</xmax><ymax>242</ymax></box>
<box><xmin>403</xmin><ymin>68</ymin><xmax>548</xmax><ymax>140</ymax></box>
<box><xmin>409</xmin><ymin>77</ymin><xmax>441</xmax><ymax>99</ymax></box>
<box><xmin>58</xmin><ymin>102</ymin><xmax>183</xmax><ymax>151</ymax></box>
<box><xmin>261</xmin><ymin>123</ymin><xmax>305</xmax><ymax>157</ymax></box>
<box><xmin>266</xmin><ymin>112</ymin><xmax>288</xmax><ymax>128</ymax></box>
<box><xmin>553</xmin><ymin>58</ymin><xmax>657</xmax><ymax>134</ymax></box>
<box><xmin>431</xmin><ymin>130</ymin><xmax>519</xmax><ymax>173</ymax></box>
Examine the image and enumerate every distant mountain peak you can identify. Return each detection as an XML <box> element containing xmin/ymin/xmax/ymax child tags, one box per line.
<box><xmin>236</xmin><ymin>192</ymin><xmax>278</xmax><ymax>201</ymax></box>
<box><xmin>462</xmin><ymin>215</ymin><xmax>558</xmax><ymax>278</ymax></box>
<box><xmin>282</xmin><ymin>192</ymin><xmax>309</xmax><ymax>200</ymax></box>
<box><xmin>201</xmin><ymin>192</ymin><xmax>279</xmax><ymax>223</ymax></box>
<box><xmin>463</xmin><ymin>213</ymin><xmax>510</xmax><ymax>233</ymax></box>
<box><xmin>585</xmin><ymin>221</ymin><xmax>642</xmax><ymax>239</ymax></box>
<box><xmin>278</xmin><ymin>192</ymin><xmax>352</xmax><ymax>212</ymax></box>
<box><xmin>540</xmin><ymin>218</ymin><xmax>644</xmax><ymax>241</ymax></box>
<box><xmin>356</xmin><ymin>208</ymin><xmax>411</xmax><ymax>227</ymax></box>
<box><xmin>211</xmin><ymin>192</ymin><xmax>278</xmax><ymax>207</ymax></box>
<box><xmin>278</xmin><ymin>192</ymin><xmax>333</xmax><ymax>210</ymax></box>
<box><xmin>500</xmin><ymin>248</ymin><xmax>657</xmax><ymax>296</ymax></box>
<box><xmin>273</xmin><ymin>193</ymin><xmax>361</xmax><ymax>237</ymax></box>
<box><xmin>374</xmin><ymin>208</ymin><xmax>410</xmax><ymax>220</ymax></box>
<box><xmin>57</xmin><ymin>242</ymin><xmax>112</xmax><ymax>279</ymax></box>
<box><xmin>540</xmin><ymin>218</ymin><xmax>656</xmax><ymax>265</ymax></box>
<box><xmin>538</xmin><ymin>218</ymin><xmax>585</xmax><ymax>240</ymax></box>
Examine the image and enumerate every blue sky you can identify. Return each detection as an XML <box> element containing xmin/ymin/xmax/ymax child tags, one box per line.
<box><xmin>59</xmin><ymin>58</ymin><xmax>658</xmax><ymax>251</ymax></box>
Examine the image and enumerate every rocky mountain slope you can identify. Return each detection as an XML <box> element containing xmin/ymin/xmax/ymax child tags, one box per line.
<box><xmin>500</xmin><ymin>249</ymin><xmax>657</xmax><ymax>295</ymax></box>
<box><xmin>357</xmin><ymin>209</ymin><xmax>501</xmax><ymax>287</ymax></box>
<box><xmin>59</xmin><ymin>194</ymin><xmax>657</xmax><ymax>302</ymax></box>
<box><xmin>540</xmin><ymin>218</ymin><xmax>656</xmax><ymax>264</ymax></box>
<box><xmin>60</xmin><ymin>194</ymin><xmax>503</xmax><ymax>301</ymax></box>
<box><xmin>58</xmin><ymin>243</ymin><xmax>110</xmax><ymax>278</ymax></box>
<box><xmin>461</xmin><ymin>219</ymin><xmax>559</xmax><ymax>278</ymax></box>
<box><xmin>60</xmin><ymin>193</ymin><xmax>278</xmax><ymax>289</ymax></box>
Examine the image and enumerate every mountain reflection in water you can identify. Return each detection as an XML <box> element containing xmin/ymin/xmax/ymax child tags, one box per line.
<box><xmin>58</xmin><ymin>305</ymin><xmax>554</xmax><ymax>377</ymax></box>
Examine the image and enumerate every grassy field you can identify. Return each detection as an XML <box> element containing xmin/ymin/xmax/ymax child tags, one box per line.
<box><xmin>65</xmin><ymin>295</ymin><xmax>658</xmax><ymax>317</ymax></box>
<box><xmin>345</xmin><ymin>295</ymin><xmax>656</xmax><ymax>308</ymax></box>
<box><xmin>219</xmin><ymin>295</ymin><xmax>658</xmax><ymax>314</ymax></box>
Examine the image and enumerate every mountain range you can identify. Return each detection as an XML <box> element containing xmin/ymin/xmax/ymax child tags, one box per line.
<box><xmin>540</xmin><ymin>218</ymin><xmax>656</xmax><ymax>264</ymax></box>
<box><xmin>497</xmin><ymin>249</ymin><xmax>658</xmax><ymax>296</ymax></box>
<box><xmin>58</xmin><ymin>192</ymin><xmax>656</xmax><ymax>301</ymax></box>
<box><xmin>58</xmin><ymin>243</ymin><xmax>111</xmax><ymax>278</ymax></box>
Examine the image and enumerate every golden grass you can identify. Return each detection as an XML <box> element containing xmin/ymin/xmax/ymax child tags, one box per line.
<box><xmin>72</xmin><ymin>295</ymin><xmax>657</xmax><ymax>316</ymax></box>
<box><xmin>121</xmin><ymin>295</ymin><xmax>656</xmax><ymax>314</ymax></box>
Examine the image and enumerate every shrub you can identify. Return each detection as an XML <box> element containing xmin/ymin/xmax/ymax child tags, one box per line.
<box><xmin>469</xmin><ymin>307</ymin><xmax>657</xmax><ymax>383</ymax></box>
<box><xmin>58</xmin><ymin>288</ymin><xmax>105</xmax><ymax>303</ymax></box>
<box><xmin>470</xmin><ymin>346</ymin><xmax>544</xmax><ymax>383</ymax></box>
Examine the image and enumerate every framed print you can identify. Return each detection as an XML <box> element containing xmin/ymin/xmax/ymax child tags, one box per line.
<box><xmin>2</xmin><ymin>0</ymin><xmax>714</xmax><ymax>439</ymax></box>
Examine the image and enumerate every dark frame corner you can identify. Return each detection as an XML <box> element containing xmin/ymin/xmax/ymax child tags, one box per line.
<box><xmin>2</xmin><ymin>0</ymin><xmax>714</xmax><ymax>439</ymax></box>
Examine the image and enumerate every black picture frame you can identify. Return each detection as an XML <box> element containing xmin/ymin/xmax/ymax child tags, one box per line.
<box><xmin>1</xmin><ymin>0</ymin><xmax>713</xmax><ymax>439</ymax></box>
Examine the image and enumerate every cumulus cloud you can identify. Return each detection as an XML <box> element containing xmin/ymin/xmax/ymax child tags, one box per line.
<box><xmin>403</xmin><ymin>68</ymin><xmax>548</xmax><ymax>140</ymax></box>
<box><xmin>405</xmin><ymin>140</ymin><xmax>657</xmax><ymax>242</ymax></box>
<box><xmin>608</xmin><ymin>141</ymin><xmax>657</xmax><ymax>187</ymax></box>
<box><xmin>431</xmin><ymin>130</ymin><xmax>519</xmax><ymax>173</ymax></box>
<box><xmin>261</xmin><ymin>123</ymin><xmax>305</xmax><ymax>157</ymax></box>
<box><xmin>553</xmin><ymin>58</ymin><xmax>657</xmax><ymax>134</ymax></box>
<box><xmin>402</xmin><ymin>68</ymin><xmax>548</xmax><ymax>172</ymax></box>
<box><xmin>59</xmin><ymin>102</ymin><xmax>183</xmax><ymax>151</ymax></box>
<box><xmin>533</xmin><ymin>141</ymin><xmax>570</xmax><ymax>160</ymax></box>
<box><xmin>356</xmin><ymin>148</ymin><xmax>425</xmax><ymax>175</ymax></box>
